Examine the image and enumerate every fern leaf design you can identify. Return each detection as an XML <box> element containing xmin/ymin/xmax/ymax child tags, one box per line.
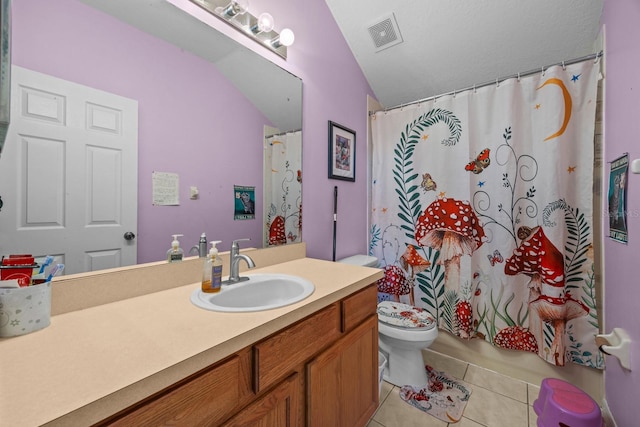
<box><xmin>441</xmin><ymin>290</ymin><xmax>458</xmax><ymax>333</ymax></box>
<box><xmin>542</xmin><ymin>199</ymin><xmax>568</xmax><ymax>227</ymax></box>
<box><xmin>564</xmin><ymin>207</ymin><xmax>591</xmax><ymax>291</ymax></box>
<box><xmin>394</xmin><ymin>109</ymin><xmax>462</xmax><ymax>243</ymax></box>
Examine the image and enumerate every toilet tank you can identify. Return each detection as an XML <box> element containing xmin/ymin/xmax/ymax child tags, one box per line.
<box><xmin>337</xmin><ymin>254</ymin><xmax>379</xmax><ymax>268</ymax></box>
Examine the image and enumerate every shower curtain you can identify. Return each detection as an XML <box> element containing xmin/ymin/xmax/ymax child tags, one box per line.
<box><xmin>370</xmin><ymin>59</ymin><xmax>602</xmax><ymax>368</ymax></box>
<box><xmin>264</xmin><ymin>130</ymin><xmax>302</xmax><ymax>247</ymax></box>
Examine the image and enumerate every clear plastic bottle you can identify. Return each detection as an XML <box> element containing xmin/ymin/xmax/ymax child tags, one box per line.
<box><xmin>198</xmin><ymin>233</ymin><xmax>208</xmax><ymax>258</ymax></box>
<box><xmin>166</xmin><ymin>234</ymin><xmax>184</xmax><ymax>262</ymax></box>
<box><xmin>202</xmin><ymin>241</ymin><xmax>223</xmax><ymax>293</ymax></box>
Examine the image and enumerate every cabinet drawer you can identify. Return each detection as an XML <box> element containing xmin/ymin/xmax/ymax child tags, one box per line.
<box><xmin>106</xmin><ymin>354</ymin><xmax>245</xmax><ymax>426</ymax></box>
<box><xmin>254</xmin><ymin>303</ymin><xmax>341</xmax><ymax>393</ymax></box>
<box><xmin>341</xmin><ymin>283</ymin><xmax>377</xmax><ymax>332</ymax></box>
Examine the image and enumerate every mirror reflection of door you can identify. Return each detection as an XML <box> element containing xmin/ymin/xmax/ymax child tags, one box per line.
<box><xmin>0</xmin><ymin>66</ymin><xmax>138</xmax><ymax>275</ymax></box>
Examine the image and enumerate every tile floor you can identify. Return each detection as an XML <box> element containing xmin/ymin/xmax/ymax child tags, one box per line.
<box><xmin>367</xmin><ymin>349</ymin><xmax>541</xmax><ymax>427</ymax></box>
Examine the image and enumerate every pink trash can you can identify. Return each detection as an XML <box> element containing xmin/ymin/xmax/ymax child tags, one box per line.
<box><xmin>534</xmin><ymin>378</ymin><xmax>602</xmax><ymax>427</ymax></box>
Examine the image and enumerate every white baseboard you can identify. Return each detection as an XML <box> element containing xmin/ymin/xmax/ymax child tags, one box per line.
<box><xmin>601</xmin><ymin>399</ymin><xmax>616</xmax><ymax>427</ymax></box>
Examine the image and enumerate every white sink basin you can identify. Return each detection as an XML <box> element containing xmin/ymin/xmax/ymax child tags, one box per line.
<box><xmin>190</xmin><ymin>273</ymin><xmax>315</xmax><ymax>312</ymax></box>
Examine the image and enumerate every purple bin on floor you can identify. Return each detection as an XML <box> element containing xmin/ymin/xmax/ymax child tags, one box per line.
<box><xmin>534</xmin><ymin>378</ymin><xmax>602</xmax><ymax>427</ymax></box>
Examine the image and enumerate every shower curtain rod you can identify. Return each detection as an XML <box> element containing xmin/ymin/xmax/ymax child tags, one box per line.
<box><xmin>266</xmin><ymin>129</ymin><xmax>302</xmax><ymax>138</ymax></box>
<box><xmin>377</xmin><ymin>51</ymin><xmax>603</xmax><ymax>114</ymax></box>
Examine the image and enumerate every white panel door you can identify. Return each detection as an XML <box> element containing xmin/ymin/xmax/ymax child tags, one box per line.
<box><xmin>0</xmin><ymin>66</ymin><xmax>138</xmax><ymax>275</ymax></box>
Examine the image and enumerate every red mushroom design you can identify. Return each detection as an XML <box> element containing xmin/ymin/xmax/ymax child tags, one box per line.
<box><xmin>400</xmin><ymin>245</ymin><xmax>431</xmax><ymax>306</ymax></box>
<box><xmin>415</xmin><ymin>198</ymin><xmax>485</xmax><ymax>292</ymax></box>
<box><xmin>504</xmin><ymin>226</ymin><xmax>567</xmax><ymax>362</ymax></box>
<box><xmin>268</xmin><ymin>216</ymin><xmax>286</xmax><ymax>246</ymax></box>
<box><xmin>493</xmin><ymin>326</ymin><xmax>539</xmax><ymax>354</ymax></box>
<box><xmin>376</xmin><ymin>265</ymin><xmax>411</xmax><ymax>302</ymax></box>
<box><xmin>505</xmin><ymin>226</ymin><xmax>565</xmax><ymax>300</ymax></box>
<box><xmin>529</xmin><ymin>293</ymin><xmax>589</xmax><ymax>365</ymax></box>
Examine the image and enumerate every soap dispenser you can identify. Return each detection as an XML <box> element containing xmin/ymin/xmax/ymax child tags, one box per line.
<box><xmin>167</xmin><ymin>234</ymin><xmax>184</xmax><ymax>262</ymax></box>
<box><xmin>202</xmin><ymin>241</ymin><xmax>223</xmax><ymax>293</ymax></box>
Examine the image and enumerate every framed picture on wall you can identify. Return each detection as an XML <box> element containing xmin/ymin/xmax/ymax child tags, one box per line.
<box><xmin>608</xmin><ymin>153</ymin><xmax>629</xmax><ymax>244</ymax></box>
<box><xmin>328</xmin><ymin>121</ymin><xmax>356</xmax><ymax>182</ymax></box>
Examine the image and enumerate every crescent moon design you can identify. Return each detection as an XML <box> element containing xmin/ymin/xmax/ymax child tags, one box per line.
<box><xmin>537</xmin><ymin>77</ymin><xmax>572</xmax><ymax>141</ymax></box>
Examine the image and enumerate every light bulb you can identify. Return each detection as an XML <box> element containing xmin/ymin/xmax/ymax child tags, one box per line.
<box><xmin>219</xmin><ymin>0</ymin><xmax>249</xmax><ymax>18</ymax></box>
<box><xmin>279</xmin><ymin>28</ymin><xmax>295</xmax><ymax>47</ymax></box>
<box><xmin>271</xmin><ymin>28</ymin><xmax>295</xmax><ymax>49</ymax></box>
<box><xmin>251</xmin><ymin>12</ymin><xmax>274</xmax><ymax>34</ymax></box>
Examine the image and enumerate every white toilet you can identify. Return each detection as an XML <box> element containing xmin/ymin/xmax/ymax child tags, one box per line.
<box><xmin>338</xmin><ymin>255</ymin><xmax>438</xmax><ymax>387</ymax></box>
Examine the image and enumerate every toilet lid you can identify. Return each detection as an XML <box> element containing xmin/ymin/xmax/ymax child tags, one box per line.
<box><xmin>377</xmin><ymin>301</ymin><xmax>436</xmax><ymax>329</ymax></box>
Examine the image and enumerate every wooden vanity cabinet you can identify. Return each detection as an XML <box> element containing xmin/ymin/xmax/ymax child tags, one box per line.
<box><xmin>222</xmin><ymin>373</ymin><xmax>300</xmax><ymax>427</ymax></box>
<box><xmin>98</xmin><ymin>348</ymin><xmax>254</xmax><ymax>427</ymax></box>
<box><xmin>307</xmin><ymin>285</ymin><xmax>379</xmax><ymax>426</ymax></box>
<box><xmin>97</xmin><ymin>283</ymin><xmax>378</xmax><ymax>427</ymax></box>
<box><xmin>307</xmin><ymin>315</ymin><xmax>378</xmax><ymax>426</ymax></box>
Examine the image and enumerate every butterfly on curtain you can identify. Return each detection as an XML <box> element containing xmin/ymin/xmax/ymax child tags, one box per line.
<box><xmin>287</xmin><ymin>231</ymin><xmax>298</xmax><ymax>242</ymax></box>
<box><xmin>465</xmin><ymin>148</ymin><xmax>491</xmax><ymax>174</ymax></box>
<box><xmin>420</xmin><ymin>173</ymin><xmax>437</xmax><ymax>192</ymax></box>
<box><xmin>487</xmin><ymin>249</ymin><xmax>504</xmax><ymax>266</ymax></box>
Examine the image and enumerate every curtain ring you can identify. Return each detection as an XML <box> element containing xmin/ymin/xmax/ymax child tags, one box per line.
<box><xmin>495</xmin><ymin>78</ymin><xmax>500</xmax><ymax>88</ymax></box>
<box><xmin>473</xmin><ymin>84</ymin><xmax>477</xmax><ymax>94</ymax></box>
<box><xmin>562</xmin><ymin>61</ymin><xmax>566</xmax><ymax>70</ymax></box>
<box><xmin>541</xmin><ymin>66</ymin><xmax>545</xmax><ymax>77</ymax></box>
<box><xmin>517</xmin><ymin>72</ymin><xmax>521</xmax><ymax>82</ymax></box>
<box><xmin>594</xmin><ymin>53</ymin><xmax>601</xmax><ymax>64</ymax></box>
<box><xmin>453</xmin><ymin>90</ymin><xmax>456</xmax><ymax>98</ymax></box>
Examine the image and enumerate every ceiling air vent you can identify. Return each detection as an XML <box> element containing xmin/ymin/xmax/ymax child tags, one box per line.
<box><xmin>367</xmin><ymin>13</ymin><xmax>403</xmax><ymax>52</ymax></box>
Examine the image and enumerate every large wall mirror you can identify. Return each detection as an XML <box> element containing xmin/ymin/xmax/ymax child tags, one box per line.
<box><xmin>0</xmin><ymin>0</ymin><xmax>302</xmax><ymax>275</ymax></box>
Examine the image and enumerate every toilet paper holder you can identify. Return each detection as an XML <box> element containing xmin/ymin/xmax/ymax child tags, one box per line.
<box><xmin>595</xmin><ymin>328</ymin><xmax>631</xmax><ymax>370</ymax></box>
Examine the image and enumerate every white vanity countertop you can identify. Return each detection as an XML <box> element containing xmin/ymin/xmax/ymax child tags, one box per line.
<box><xmin>0</xmin><ymin>257</ymin><xmax>382</xmax><ymax>427</ymax></box>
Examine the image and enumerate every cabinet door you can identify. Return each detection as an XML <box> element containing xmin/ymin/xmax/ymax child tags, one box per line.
<box><xmin>307</xmin><ymin>315</ymin><xmax>378</xmax><ymax>427</ymax></box>
<box><xmin>102</xmin><ymin>353</ymin><xmax>247</xmax><ymax>427</ymax></box>
<box><xmin>223</xmin><ymin>373</ymin><xmax>300</xmax><ymax>427</ymax></box>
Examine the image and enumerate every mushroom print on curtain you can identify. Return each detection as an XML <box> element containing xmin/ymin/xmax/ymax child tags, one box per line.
<box><xmin>369</xmin><ymin>59</ymin><xmax>602</xmax><ymax>368</ymax></box>
<box><xmin>264</xmin><ymin>131</ymin><xmax>302</xmax><ymax>247</ymax></box>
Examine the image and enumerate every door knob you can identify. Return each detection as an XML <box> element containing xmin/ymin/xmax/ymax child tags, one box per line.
<box><xmin>124</xmin><ymin>231</ymin><xmax>136</xmax><ymax>241</ymax></box>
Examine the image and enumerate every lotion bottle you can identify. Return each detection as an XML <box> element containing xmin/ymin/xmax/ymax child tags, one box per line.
<box><xmin>202</xmin><ymin>241</ymin><xmax>223</xmax><ymax>293</ymax></box>
<box><xmin>167</xmin><ymin>234</ymin><xmax>184</xmax><ymax>262</ymax></box>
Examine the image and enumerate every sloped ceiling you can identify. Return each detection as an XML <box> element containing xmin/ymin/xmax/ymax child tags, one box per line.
<box><xmin>325</xmin><ymin>0</ymin><xmax>604</xmax><ymax>109</ymax></box>
<box><xmin>78</xmin><ymin>0</ymin><xmax>302</xmax><ymax>132</ymax></box>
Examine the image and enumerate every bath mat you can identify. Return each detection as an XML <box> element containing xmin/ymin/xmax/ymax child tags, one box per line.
<box><xmin>399</xmin><ymin>365</ymin><xmax>472</xmax><ymax>423</ymax></box>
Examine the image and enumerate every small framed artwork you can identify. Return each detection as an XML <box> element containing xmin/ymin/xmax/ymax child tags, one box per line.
<box><xmin>328</xmin><ymin>121</ymin><xmax>356</xmax><ymax>182</ymax></box>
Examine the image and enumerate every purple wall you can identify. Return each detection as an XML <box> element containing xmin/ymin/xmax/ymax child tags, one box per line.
<box><xmin>203</xmin><ymin>0</ymin><xmax>375</xmax><ymax>261</ymax></box>
<box><xmin>12</xmin><ymin>0</ymin><xmax>269</xmax><ymax>263</ymax></box>
<box><xmin>602</xmin><ymin>1</ymin><xmax>640</xmax><ymax>425</ymax></box>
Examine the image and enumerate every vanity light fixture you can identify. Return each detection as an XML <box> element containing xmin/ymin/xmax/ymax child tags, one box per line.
<box><xmin>189</xmin><ymin>0</ymin><xmax>293</xmax><ymax>59</ymax></box>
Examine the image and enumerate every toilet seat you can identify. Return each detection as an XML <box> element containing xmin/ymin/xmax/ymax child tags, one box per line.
<box><xmin>377</xmin><ymin>301</ymin><xmax>437</xmax><ymax>342</ymax></box>
<box><xmin>377</xmin><ymin>301</ymin><xmax>436</xmax><ymax>329</ymax></box>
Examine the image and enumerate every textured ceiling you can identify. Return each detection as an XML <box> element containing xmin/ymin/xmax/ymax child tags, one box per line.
<box><xmin>325</xmin><ymin>0</ymin><xmax>604</xmax><ymax>109</ymax></box>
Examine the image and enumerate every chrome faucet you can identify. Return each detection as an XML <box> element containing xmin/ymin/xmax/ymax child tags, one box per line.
<box><xmin>223</xmin><ymin>238</ymin><xmax>256</xmax><ymax>284</ymax></box>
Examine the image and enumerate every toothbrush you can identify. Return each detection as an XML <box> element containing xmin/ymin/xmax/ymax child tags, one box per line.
<box><xmin>45</xmin><ymin>264</ymin><xmax>65</xmax><ymax>282</ymax></box>
<box><xmin>38</xmin><ymin>255</ymin><xmax>54</xmax><ymax>274</ymax></box>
